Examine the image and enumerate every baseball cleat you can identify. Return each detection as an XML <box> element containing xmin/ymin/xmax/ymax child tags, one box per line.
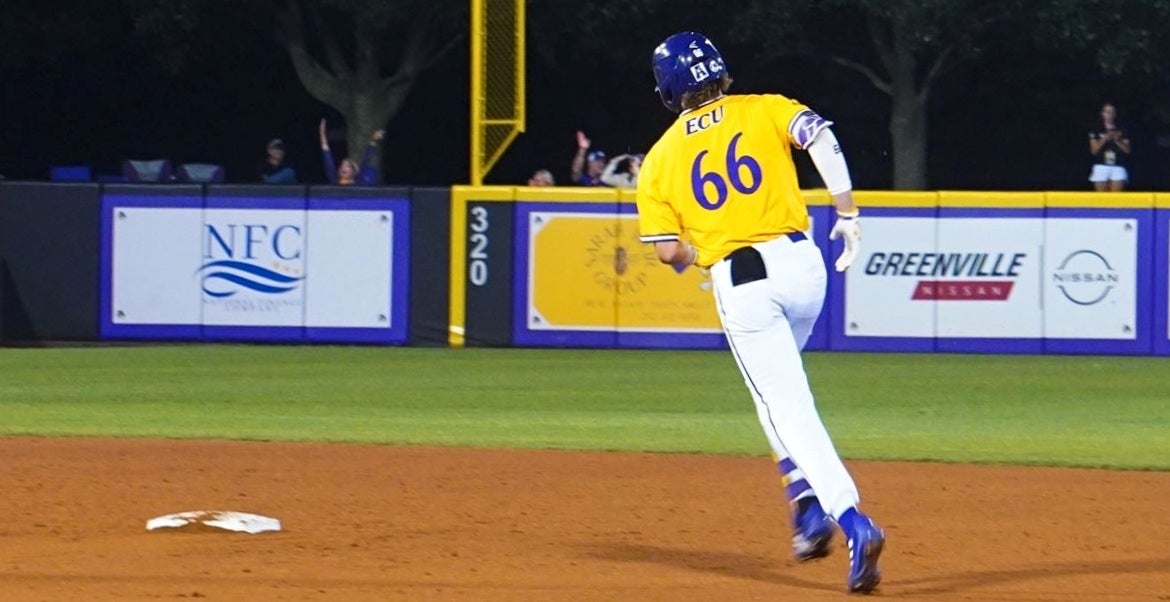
<box><xmin>792</xmin><ymin>498</ymin><xmax>835</xmax><ymax>562</ymax></box>
<box><xmin>845</xmin><ymin>520</ymin><xmax>885</xmax><ymax>594</ymax></box>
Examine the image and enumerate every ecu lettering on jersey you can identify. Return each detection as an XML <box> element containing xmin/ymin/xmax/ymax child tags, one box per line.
<box><xmin>685</xmin><ymin>105</ymin><xmax>725</xmax><ymax>135</ymax></box>
<box><xmin>788</xmin><ymin>110</ymin><xmax>833</xmax><ymax>149</ymax></box>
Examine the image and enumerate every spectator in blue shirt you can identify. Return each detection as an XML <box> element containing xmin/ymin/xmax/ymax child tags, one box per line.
<box><xmin>319</xmin><ymin>119</ymin><xmax>382</xmax><ymax>186</ymax></box>
<box><xmin>570</xmin><ymin>130</ymin><xmax>609</xmax><ymax>186</ymax></box>
<box><xmin>259</xmin><ymin>138</ymin><xmax>298</xmax><ymax>184</ymax></box>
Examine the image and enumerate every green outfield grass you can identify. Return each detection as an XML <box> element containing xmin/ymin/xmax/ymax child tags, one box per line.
<box><xmin>0</xmin><ymin>345</ymin><xmax>1166</xmax><ymax>469</ymax></box>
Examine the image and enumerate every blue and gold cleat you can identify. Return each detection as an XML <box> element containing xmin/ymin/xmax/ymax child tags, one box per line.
<box><xmin>845</xmin><ymin>518</ymin><xmax>885</xmax><ymax>594</ymax></box>
<box><xmin>792</xmin><ymin>497</ymin><xmax>835</xmax><ymax>562</ymax></box>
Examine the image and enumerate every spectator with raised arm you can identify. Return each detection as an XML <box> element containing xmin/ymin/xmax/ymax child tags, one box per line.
<box><xmin>320</xmin><ymin>119</ymin><xmax>382</xmax><ymax>186</ymax></box>
<box><xmin>570</xmin><ymin>130</ymin><xmax>608</xmax><ymax>186</ymax></box>
<box><xmin>601</xmin><ymin>153</ymin><xmax>642</xmax><ymax>188</ymax></box>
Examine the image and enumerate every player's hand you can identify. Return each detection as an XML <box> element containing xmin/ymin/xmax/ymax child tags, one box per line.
<box><xmin>576</xmin><ymin>130</ymin><xmax>591</xmax><ymax>150</ymax></box>
<box><xmin>828</xmin><ymin>213</ymin><xmax>861</xmax><ymax>272</ymax></box>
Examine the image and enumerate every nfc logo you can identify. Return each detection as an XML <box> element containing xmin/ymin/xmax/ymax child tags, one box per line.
<box><xmin>204</xmin><ymin>224</ymin><xmax>302</xmax><ymax>260</ymax></box>
<box><xmin>199</xmin><ymin>224</ymin><xmax>305</xmax><ymax>299</ymax></box>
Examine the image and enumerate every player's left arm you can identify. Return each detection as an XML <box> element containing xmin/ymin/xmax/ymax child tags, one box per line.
<box><xmin>789</xmin><ymin>108</ymin><xmax>860</xmax><ymax>271</ymax></box>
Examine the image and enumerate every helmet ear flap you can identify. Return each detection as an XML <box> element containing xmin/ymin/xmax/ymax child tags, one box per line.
<box><xmin>656</xmin><ymin>74</ymin><xmax>681</xmax><ymax>113</ymax></box>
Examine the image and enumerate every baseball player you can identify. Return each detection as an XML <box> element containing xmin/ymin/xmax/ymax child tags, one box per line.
<box><xmin>635</xmin><ymin>32</ymin><xmax>884</xmax><ymax>594</ymax></box>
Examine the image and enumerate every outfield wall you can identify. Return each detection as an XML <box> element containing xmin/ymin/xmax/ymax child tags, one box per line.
<box><xmin>0</xmin><ymin>182</ymin><xmax>450</xmax><ymax>346</ymax></box>
<box><xmin>451</xmin><ymin>186</ymin><xmax>1168</xmax><ymax>356</ymax></box>
<box><xmin>1</xmin><ymin>181</ymin><xmax>1166</xmax><ymax>355</ymax></box>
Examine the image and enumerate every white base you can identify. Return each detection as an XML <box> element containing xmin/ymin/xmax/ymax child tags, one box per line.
<box><xmin>146</xmin><ymin>510</ymin><xmax>282</xmax><ymax>534</ymax></box>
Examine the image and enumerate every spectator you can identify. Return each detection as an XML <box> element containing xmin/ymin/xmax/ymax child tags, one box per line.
<box><xmin>319</xmin><ymin>119</ymin><xmax>382</xmax><ymax>186</ymax></box>
<box><xmin>259</xmin><ymin>138</ymin><xmax>298</xmax><ymax>184</ymax></box>
<box><xmin>600</xmin><ymin>153</ymin><xmax>642</xmax><ymax>188</ymax></box>
<box><xmin>1088</xmin><ymin>102</ymin><xmax>1132</xmax><ymax>191</ymax></box>
<box><xmin>570</xmin><ymin>130</ymin><xmax>608</xmax><ymax>186</ymax></box>
<box><xmin>527</xmin><ymin>169</ymin><xmax>556</xmax><ymax>186</ymax></box>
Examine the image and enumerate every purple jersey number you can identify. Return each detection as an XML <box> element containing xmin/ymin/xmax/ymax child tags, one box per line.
<box><xmin>691</xmin><ymin>132</ymin><xmax>763</xmax><ymax>210</ymax></box>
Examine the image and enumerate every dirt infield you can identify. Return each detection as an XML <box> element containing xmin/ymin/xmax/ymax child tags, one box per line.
<box><xmin>1</xmin><ymin>438</ymin><xmax>1168</xmax><ymax>601</ymax></box>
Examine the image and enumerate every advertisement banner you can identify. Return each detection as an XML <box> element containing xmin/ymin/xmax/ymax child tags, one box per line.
<box><xmin>526</xmin><ymin>211</ymin><xmax>721</xmax><ymax>333</ymax></box>
<box><xmin>844</xmin><ymin>217</ymin><xmax>939</xmax><ymax>338</ymax></box>
<box><xmin>110</xmin><ymin>206</ymin><xmax>204</xmax><ymax>326</ymax></box>
<box><xmin>1161</xmin><ymin>213</ymin><xmax>1170</xmax><ymax>355</ymax></box>
<box><xmin>934</xmin><ymin>218</ymin><xmax>1043</xmax><ymax>339</ymax></box>
<box><xmin>102</xmin><ymin>193</ymin><xmax>409</xmax><ymax>343</ymax></box>
<box><xmin>845</xmin><ymin>217</ymin><xmax>1045</xmax><ymax>340</ymax></box>
<box><xmin>303</xmin><ymin>210</ymin><xmax>396</xmax><ymax>329</ymax></box>
<box><xmin>1042</xmin><ymin>218</ymin><xmax>1137</xmax><ymax>340</ymax></box>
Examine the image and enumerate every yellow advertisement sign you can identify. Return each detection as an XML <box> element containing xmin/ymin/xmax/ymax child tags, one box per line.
<box><xmin>527</xmin><ymin>212</ymin><xmax>721</xmax><ymax>332</ymax></box>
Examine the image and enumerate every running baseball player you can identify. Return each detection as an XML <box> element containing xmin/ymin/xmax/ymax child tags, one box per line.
<box><xmin>635</xmin><ymin>32</ymin><xmax>885</xmax><ymax>594</ymax></box>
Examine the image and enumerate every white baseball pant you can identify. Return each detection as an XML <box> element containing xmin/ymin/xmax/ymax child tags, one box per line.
<box><xmin>708</xmin><ymin>233</ymin><xmax>861</xmax><ymax>519</ymax></box>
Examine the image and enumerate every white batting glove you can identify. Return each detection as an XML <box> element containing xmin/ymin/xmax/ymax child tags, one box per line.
<box><xmin>828</xmin><ymin>212</ymin><xmax>861</xmax><ymax>272</ymax></box>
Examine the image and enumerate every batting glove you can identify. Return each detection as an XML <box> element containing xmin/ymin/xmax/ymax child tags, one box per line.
<box><xmin>828</xmin><ymin>211</ymin><xmax>861</xmax><ymax>272</ymax></box>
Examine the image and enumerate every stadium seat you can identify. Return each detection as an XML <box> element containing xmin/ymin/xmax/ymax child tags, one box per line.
<box><xmin>176</xmin><ymin>163</ymin><xmax>226</xmax><ymax>183</ymax></box>
<box><xmin>122</xmin><ymin>159</ymin><xmax>173</xmax><ymax>183</ymax></box>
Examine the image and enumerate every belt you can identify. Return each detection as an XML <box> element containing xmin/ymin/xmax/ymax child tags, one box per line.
<box><xmin>720</xmin><ymin>232</ymin><xmax>806</xmax><ymax>286</ymax></box>
<box><xmin>720</xmin><ymin>232</ymin><xmax>806</xmax><ymax>263</ymax></box>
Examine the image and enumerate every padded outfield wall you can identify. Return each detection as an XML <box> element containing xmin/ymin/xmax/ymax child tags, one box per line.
<box><xmin>0</xmin><ymin>182</ymin><xmax>450</xmax><ymax>346</ymax></box>
<box><xmin>451</xmin><ymin>187</ymin><xmax>1170</xmax><ymax>356</ymax></box>
<box><xmin>2</xmin><ymin>181</ymin><xmax>1168</xmax><ymax>354</ymax></box>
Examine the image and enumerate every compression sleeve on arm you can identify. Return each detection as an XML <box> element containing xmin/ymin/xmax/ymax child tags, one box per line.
<box><xmin>806</xmin><ymin>128</ymin><xmax>853</xmax><ymax>196</ymax></box>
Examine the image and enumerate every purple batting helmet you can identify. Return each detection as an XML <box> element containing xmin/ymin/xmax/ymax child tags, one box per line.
<box><xmin>651</xmin><ymin>32</ymin><xmax>729</xmax><ymax>113</ymax></box>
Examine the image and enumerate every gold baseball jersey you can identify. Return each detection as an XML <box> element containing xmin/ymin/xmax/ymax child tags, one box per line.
<box><xmin>636</xmin><ymin>94</ymin><xmax>829</xmax><ymax>267</ymax></box>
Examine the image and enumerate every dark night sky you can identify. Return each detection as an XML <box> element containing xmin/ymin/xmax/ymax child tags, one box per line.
<box><xmin>2</xmin><ymin>5</ymin><xmax>1169</xmax><ymax>191</ymax></box>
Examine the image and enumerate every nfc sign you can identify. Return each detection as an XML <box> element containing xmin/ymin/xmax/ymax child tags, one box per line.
<box><xmin>204</xmin><ymin>224</ymin><xmax>302</xmax><ymax>260</ymax></box>
<box><xmin>199</xmin><ymin>223</ymin><xmax>305</xmax><ymax>300</ymax></box>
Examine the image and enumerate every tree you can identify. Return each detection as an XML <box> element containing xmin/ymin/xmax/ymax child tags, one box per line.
<box><xmin>736</xmin><ymin>0</ymin><xmax>1022</xmax><ymax>190</ymax></box>
<box><xmin>125</xmin><ymin>0</ymin><xmax>463</xmax><ymax>182</ymax></box>
<box><xmin>0</xmin><ymin>0</ymin><xmax>120</xmax><ymax>71</ymax></box>
<box><xmin>1040</xmin><ymin>0</ymin><xmax>1170</xmax><ymax>76</ymax></box>
<box><xmin>1034</xmin><ymin>0</ymin><xmax>1170</xmax><ymax>187</ymax></box>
